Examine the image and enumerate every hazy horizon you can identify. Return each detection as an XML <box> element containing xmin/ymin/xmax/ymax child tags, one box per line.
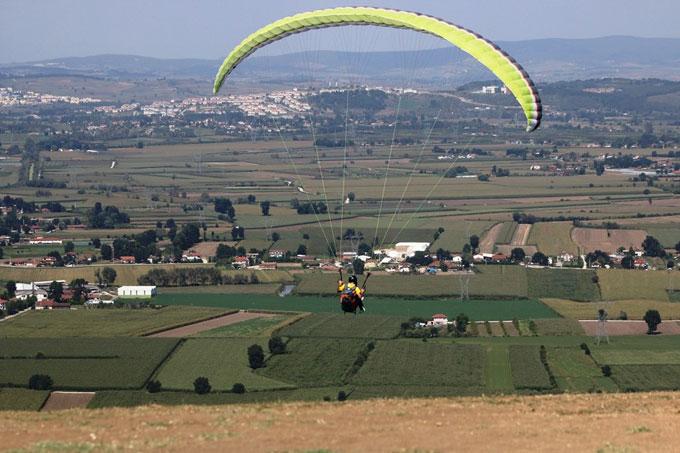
<box><xmin>2</xmin><ymin>0</ymin><xmax>680</xmax><ymax>64</ymax></box>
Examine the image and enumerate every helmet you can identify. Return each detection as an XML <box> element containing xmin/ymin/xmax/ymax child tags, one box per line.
<box><xmin>349</xmin><ymin>275</ymin><xmax>358</xmax><ymax>284</ymax></box>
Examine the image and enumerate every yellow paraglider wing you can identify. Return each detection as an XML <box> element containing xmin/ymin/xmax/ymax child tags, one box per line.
<box><xmin>213</xmin><ymin>7</ymin><xmax>541</xmax><ymax>131</ymax></box>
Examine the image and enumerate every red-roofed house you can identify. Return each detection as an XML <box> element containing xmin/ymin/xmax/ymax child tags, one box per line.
<box><xmin>119</xmin><ymin>256</ymin><xmax>136</xmax><ymax>264</ymax></box>
<box><xmin>429</xmin><ymin>313</ymin><xmax>449</xmax><ymax>326</ymax></box>
<box><xmin>233</xmin><ymin>256</ymin><xmax>249</xmax><ymax>269</ymax></box>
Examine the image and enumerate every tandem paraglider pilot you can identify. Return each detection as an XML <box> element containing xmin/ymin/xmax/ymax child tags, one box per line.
<box><xmin>337</xmin><ymin>269</ymin><xmax>369</xmax><ymax>314</ymax></box>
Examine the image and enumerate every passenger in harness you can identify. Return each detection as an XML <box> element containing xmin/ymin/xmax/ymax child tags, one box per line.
<box><xmin>337</xmin><ymin>271</ymin><xmax>367</xmax><ymax>313</ymax></box>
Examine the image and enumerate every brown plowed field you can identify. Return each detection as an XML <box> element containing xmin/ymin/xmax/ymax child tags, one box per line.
<box><xmin>149</xmin><ymin>311</ymin><xmax>274</xmax><ymax>338</ymax></box>
<box><xmin>3</xmin><ymin>393</ymin><xmax>680</xmax><ymax>452</ymax></box>
<box><xmin>41</xmin><ymin>392</ymin><xmax>95</xmax><ymax>412</ymax></box>
<box><xmin>572</xmin><ymin>228</ymin><xmax>647</xmax><ymax>254</ymax></box>
<box><xmin>580</xmin><ymin>320</ymin><xmax>680</xmax><ymax>336</ymax></box>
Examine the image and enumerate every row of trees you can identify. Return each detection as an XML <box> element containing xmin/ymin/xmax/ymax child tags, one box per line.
<box><xmin>137</xmin><ymin>268</ymin><xmax>259</xmax><ymax>287</ymax></box>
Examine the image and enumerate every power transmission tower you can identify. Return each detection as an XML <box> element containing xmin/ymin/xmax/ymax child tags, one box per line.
<box><xmin>596</xmin><ymin>308</ymin><xmax>609</xmax><ymax>345</ymax></box>
<box><xmin>459</xmin><ymin>273</ymin><xmax>471</xmax><ymax>301</ymax></box>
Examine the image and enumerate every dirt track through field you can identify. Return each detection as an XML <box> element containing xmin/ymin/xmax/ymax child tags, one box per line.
<box><xmin>149</xmin><ymin>311</ymin><xmax>274</xmax><ymax>338</ymax></box>
<box><xmin>4</xmin><ymin>392</ymin><xmax>680</xmax><ymax>452</ymax></box>
<box><xmin>580</xmin><ymin>320</ymin><xmax>680</xmax><ymax>336</ymax></box>
<box><xmin>41</xmin><ymin>392</ymin><xmax>95</xmax><ymax>412</ymax></box>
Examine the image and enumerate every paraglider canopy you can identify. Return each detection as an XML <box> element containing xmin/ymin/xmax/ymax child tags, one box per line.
<box><xmin>213</xmin><ymin>6</ymin><xmax>542</xmax><ymax>131</ymax></box>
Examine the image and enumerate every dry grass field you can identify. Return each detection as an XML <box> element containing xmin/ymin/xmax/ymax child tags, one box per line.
<box><xmin>572</xmin><ymin>228</ymin><xmax>648</xmax><ymax>254</ymax></box>
<box><xmin>2</xmin><ymin>393</ymin><xmax>680</xmax><ymax>452</ymax></box>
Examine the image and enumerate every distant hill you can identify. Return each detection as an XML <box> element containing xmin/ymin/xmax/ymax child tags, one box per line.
<box><xmin>2</xmin><ymin>36</ymin><xmax>680</xmax><ymax>84</ymax></box>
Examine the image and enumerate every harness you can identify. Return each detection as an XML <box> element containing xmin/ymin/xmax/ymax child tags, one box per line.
<box><xmin>340</xmin><ymin>284</ymin><xmax>362</xmax><ymax>313</ymax></box>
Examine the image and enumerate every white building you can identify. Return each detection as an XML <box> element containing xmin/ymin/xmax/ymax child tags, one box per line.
<box><xmin>117</xmin><ymin>286</ymin><xmax>157</xmax><ymax>298</ymax></box>
<box><xmin>380</xmin><ymin>242</ymin><xmax>430</xmax><ymax>260</ymax></box>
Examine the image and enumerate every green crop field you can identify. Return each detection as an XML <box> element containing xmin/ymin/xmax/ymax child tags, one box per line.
<box><xmin>591</xmin><ymin>349</ymin><xmax>680</xmax><ymax>365</ymax></box>
<box><xmin>0</xmin><ymin>338</ymin><xmax>178</xmax><ymax>390</ymax></box>
<box><xmin>0</xmin><ymin>388</ymin><xmax>50</xmax><ymax>411</ymax></box>
<box><xmin>154</xmin><ymin>338</ymin><xmax>292</xmax><ymax>392</ymax></box>
<box><xmin>494</xmin><ymin>222</ymin><xmax>518</xmax><ymax>244</ymax></box>
<box><xmin>351</xmin><ymin>341</ymin><xmax>485</xmax><ymax>389</ymax></box>
<box><xmin>0</xmin><ymin>306</ymin><xmax>229</xmax><ymax>337</ymax></box>
<box><xmin>483</xmin><ymin>343</ymin><xmax>513</xmax><ymax>392</ymax></box>
<box><xmin>260</xmin><ymin>338</ymin><xmax>368</xmax><ymax>386</ymax></box>
<box><xmin>596</xmin><ymin>269</ymin><xmax>680</xmax><ymax>301</ymax></box>
<box><xmin>508</xmin><ymin>345</ymin><xmax>553</xmax><ymax>391</ymax></box>
<box><xmin>156</xmin><ymin>293</ymin><xmax>559</xmax><ymax>320</ymax></box>
<box><xmin>527</xmin><ymin>268</ymin><xmax>600</xmax><ymax>301</ymax></box>
<box><xmin>546</xmin><ymin>347</ymin><xmax>617</xmax><ymax>392</ymax></box>
<box><xmin>609</xmin><ymin>365</ymin><xmax>680</xmax><ymax>391</ymax></box>
<box><xmin>642</xmin><ymin>224</ymin><xmax>680</xmax><ymax>248</ymax></box>
<box><xmin>542</xmin><ymin>298</ymin><xmax>680</xmax><ymax>320</ymax></box>
<box><xmin>278</xmin><ymin>313</ymin><xmax>403</xmax><ymax>339</ymax></box>
<box><xmin>429</xmin><ymin>220</ymin><xmax>494</xmax><ymax>252</ymax></box>
<box><xmin>528</xmin><ymin>222</ymin><xmax>578</xmax><ymax>255</ymax></box>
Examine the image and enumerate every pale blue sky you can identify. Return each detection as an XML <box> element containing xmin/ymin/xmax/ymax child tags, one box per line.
<box><xmin>2</xmin><ymin>0</ymin><xmax>679</xmax><ymax>63</ymax></box>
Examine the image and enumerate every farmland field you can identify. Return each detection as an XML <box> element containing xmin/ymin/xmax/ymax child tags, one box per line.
<box><xmin>508</xmin><ymin>345</ymin><xmax>553</xmax><ymax>391</ymax></box>
<box><xmin>351</xmin><ymin>341</ymin><xmax>485</xmax><ymax>389</ymax></box>
<box><xmin>0</xmin><ymin>338</ymin><xmax>178</xmax><ymax>390</ymax></box>
<box><xmin>591</xmin><ymin>349</ymin><xmax>680</xmax><ymax>365</ymax></box>
<box><xmin>154</xmin><ymin>338</ymin><xmax>292</xmax><ymax>391</ymax></box>
<box><xmin>528</xmin><ymin>222</ymin><xmax>578</xmax><ymax>255</ymax></box>
<box><xmin>643</xmin><ymin>224</ymin><xmax>680</xmax><ymax>248</ymax></box>
<box><xmin>192</xmin><ymin>315</ymin><xmax>292</xmax><ymax>338</ymax></box>
<box><xmin>156</xmin><ymin>293</ymin><xmax>559</xmax><ymax>320</ymax></box>
<box><xmin>0</xmin><ymin>388</ymin><xmax>50</xmax><ymax>411</ymax></box>
<box><xmin>494</xmin><ymin>222</ymin><xmax>518</xmax><ymax>245</ymax></box>
<box><xmin>542</xmin><ymin>298</ymin><xmax>680</xmax><ymax>320</ymax></box>
<box><xmin>260</xmin><ymin>338</ymin><xmax>368</xmax><ymax>386</ymax></box>
<box><xmin>278</xmin><ymin>313</ymin><xmax>403</xmax><ymax>339</ymax></box>
<box><xmin>596</xmin><ymin>269</ymin><xmax>680</xmax><ymax>301</ymax></box>
<box><xmin>609</xmin><ymin>365</ymin><xmax>680</xmax><ymax>391</ymax></box>
<box><xmin>527</xmin><ymin>268</ymin><xmax>600</xmax><ymax>301</ymax></box>
<box><xmin>484</xmin><ymin>343</ymin><xmax>513</xmax><ymax>392</ymax></box>
<box><xmin>0</xmin><ymin>306</ymin><xmax>229</xmax><ymax>337</ymax></box>
<box><xmin>572</xmin><ymin>228</ymin><xmax>647</xmax><ymax>254</ymax></box>
<box><xmin>429</xmin><ymin>220</ymin><xmax>494</xmax><ymax>252</ymax></box>
<box><xmin>531</xmin><ymin>318</ymin><xmax>585</xmax><ymax>336</ymax></box>
<box><xmin>547</xmin><ymin>347</ymin><xmax>617</xmax><ymax>392</ymax></box>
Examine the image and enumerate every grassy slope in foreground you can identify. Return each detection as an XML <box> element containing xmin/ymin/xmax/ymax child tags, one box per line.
<box><xmin>0</xmin><ymin>306</ymin><xmax>229</xmax><ymax>337</ymax></box>
<box><xmin>3</xmin><ymin>393</ymin><xmax>679</xmax><ymax>452</ymax></box>
<box><xmin>155</xmin><ymin>293</ymin><xmax>560</xmax><ymax>320</ymax></box>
